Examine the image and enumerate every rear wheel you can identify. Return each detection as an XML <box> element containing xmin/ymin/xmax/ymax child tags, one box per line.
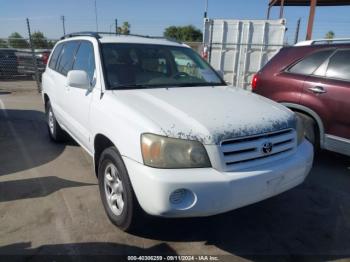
<box><xmin>295</xmin><ymin>112</ymin><xmax>319</xmax><ymax>149</ymax></box>
<box><xmin>46</xmin><ymin>101</ymin><xmax>66</xmax><ymax>142</ymax></box>
<box><xmin>98</xmin><ymin>147</ymin><xmax>142</xmax><ymax>231</ymax></box>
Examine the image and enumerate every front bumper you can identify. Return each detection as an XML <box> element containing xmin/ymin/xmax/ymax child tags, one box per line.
<box><xmin>124</xmin><ymin>140</ymin><xmax>313</xmax><ymax>217</ymax></box>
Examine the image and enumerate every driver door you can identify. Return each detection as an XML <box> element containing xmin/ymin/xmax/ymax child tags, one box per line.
<box><xmin>64</xmin><ymin>41</ymin><xmax>96</xmax><ymax>151</ymax></box>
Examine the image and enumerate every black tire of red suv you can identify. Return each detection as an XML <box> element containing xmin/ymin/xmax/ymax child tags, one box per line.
<box><xmin>46</xmin><ymin>101</ymin><xmax>66</xmax><ymax>142</ymax></box>
<box><xmin>295</xmin><ymin>112</ymin><xmax>320</xmax><ymax>150</ymax></box>
<box><xmin>98</xmin><ymin>146</ymin><xmax>143</xmax><ymax>232</ymax></box>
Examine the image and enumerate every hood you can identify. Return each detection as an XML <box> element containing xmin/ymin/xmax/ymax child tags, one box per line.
<box><xmin>112</xmin><ymin>86</ymin><xmax>295</xmax><ymax>145</ymax></box>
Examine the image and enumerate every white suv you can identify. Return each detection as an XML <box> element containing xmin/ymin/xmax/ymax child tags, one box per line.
<box><xmin>42</xmin><ymin>32</ymin><xmax>314</xmax><ymax>231</ymax></box>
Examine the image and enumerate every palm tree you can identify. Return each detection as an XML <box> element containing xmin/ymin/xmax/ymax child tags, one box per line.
<box><xmin>117</xmin><ymin>21</ymin><xmax>131</xmax><ymax>35</ymax></box>
<box><xmin>325</xmin><ymin>31</ymin><xmax>335</xmax><ymax>40</ymax></box>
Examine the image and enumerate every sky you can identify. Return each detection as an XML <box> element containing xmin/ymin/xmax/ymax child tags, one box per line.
<box><xmin>0</xmin><ymin>0</ymin><xmax>349</xmax><ymax>43</ymax></box>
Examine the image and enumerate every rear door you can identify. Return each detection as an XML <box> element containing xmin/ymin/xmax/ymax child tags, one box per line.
<box><xmin>301</xmin><ymin>49</ymin><xmax>350</xmax><ymax>140</ymax></box>
<box><xmin>63</xmin><ymin>40</ymin><xmax>96</xmax><ymax>150</ymax></box>
<box><xmin>258</xmin><ymin>48</ymin><xmax>334</xmax><ymax>103</ymax></box>
<box><xmin>44</xmin><ymin>43</ymin><xmax>64</xmax><ymax>117</ymax></box>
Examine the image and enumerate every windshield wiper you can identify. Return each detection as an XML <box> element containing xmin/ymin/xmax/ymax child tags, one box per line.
<box><xmin>109</xmin><ymin>82</ymin><xmax>225</xmax><ymax>90</ymax></box>
<box><xmin>172</xmin><ymin>82</ymin><xmax>223</xmax><ymax>87</ymax></box>
<box><xmin>109</xmin><ymin>84</ymin><xmax>152</xmax><ymax>90</ymax></box>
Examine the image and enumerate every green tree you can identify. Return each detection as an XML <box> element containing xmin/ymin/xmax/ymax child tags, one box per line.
<box><xmin>0</xmin><ymin>39</ymin><xmax>8</xmax><ymax>48</ymax></box>
<box><xmin>31</xmin><ymin>31</ymin><xmax>49</xmax><ymax>49</ymax></box>
<box><xmin>117</xmin><ymin>21</ymin><xmax>131</xmax><ymax>35</ymax></box>
<box><xmin>47</xmin><ymin>40</ymin><xmax>57</xmax><ymax>49</ymax></box>
<box><xmin>325</xmin><ymin>31</ymin><xmax>335</xmax><ymax>39</ymax></box>
<box><xmin>8</xmin><ymin>32</ymin><xmax>29</xmax><ymax>48</ymax></box>
<box><xmin>164</xmin><ymin>25</ymin><xmax>203</xmax><ymax>42</ymax></box>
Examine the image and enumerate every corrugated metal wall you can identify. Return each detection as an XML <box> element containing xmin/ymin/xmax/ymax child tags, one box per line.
<box><xmin>203</xmin><ymin>19</ymin><xmax>286</xmax><ymax>89</ymax></box>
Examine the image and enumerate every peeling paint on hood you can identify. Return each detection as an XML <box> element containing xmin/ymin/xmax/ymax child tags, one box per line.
<box><xmin>112</xmin><ymin>86</ymin><xmax>296</xmax><ymax>145</ymax></box>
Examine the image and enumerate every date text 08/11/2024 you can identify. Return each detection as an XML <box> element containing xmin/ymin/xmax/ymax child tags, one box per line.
<box><xmin>127</xmin><ymin>255</ymin><xmax>220</xmax><ymax>261</ymax></box>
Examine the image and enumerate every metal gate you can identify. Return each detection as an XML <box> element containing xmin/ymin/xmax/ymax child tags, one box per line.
<box><xmin>203</xmin><ymin>18</ymin><xmax>286</xmax><ymax>89</ymax></box>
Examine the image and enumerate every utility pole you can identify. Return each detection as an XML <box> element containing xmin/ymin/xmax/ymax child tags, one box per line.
<box><xmin>267</xmin><ymin>0</ymin><xmax>278</xmax><ymax>19</ymax></box>
<box><xmin>294</xmin><ymin>18</ymin><xmax>301</xmax><ymax>44</ymax></box>
<box><xmin>279</xmin><ymin>0</ymin><xmax>285</xmax><ymax>18</ymax></box>
<box><xmin>204</xmin><ymin>0</ymin><xmax>208</xmax><ymax>18</ymax></box>
<box><xmin>203</xmin><ymin>0</ymin><xmax>209</xmax><ymax>48</ymax></box>
<box><xmin>61</xmin><ymin>15</ymin><xmax>66</xmax><ymax>35</ymax></box>
<box><xmin>26</xmin><ymin>18</ymin><xmax>41</xmax><ymax>92</ymax></box>
<box><xmin>115</xmin><ymin>19</ymin><xmax>118</xmax><ymax>33</ymax></box>
<box><xmin>94</xmin><ymin>0</ymin><xmax>99</xmax><ymax>32</ymax></box>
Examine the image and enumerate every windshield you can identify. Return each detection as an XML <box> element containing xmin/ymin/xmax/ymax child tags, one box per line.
<box><xmin>101</xmin><ymin>43</ymin><xmax>225</xmax><ymax>89</ymax></box>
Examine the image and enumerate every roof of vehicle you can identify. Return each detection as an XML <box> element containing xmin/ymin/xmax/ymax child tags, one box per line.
<box><xmin>99</xmin><ymin>35</ymin><xmax>186</xmax><ymax>47</ymax></box>
<box><xmin>60</xmin><ymin>32</ymin><xmax>188</xmax><ymax>48</ymax></box>
<box><xmin>295</xmin><ymin>38</ymin><xmax>350</xmax><ymax>46</ymax></box>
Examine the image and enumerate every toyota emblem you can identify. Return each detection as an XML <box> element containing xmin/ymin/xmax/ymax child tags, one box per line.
<box><xmin>262</xmin><ymin>142</ymin><xmax>273</xmax><ymax>154</ymax></box>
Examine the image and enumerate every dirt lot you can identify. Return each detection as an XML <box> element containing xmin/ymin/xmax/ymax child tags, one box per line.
<box><xmin>0</xmin><ymin>81</ymin><xmax>350</xmax><ymax>261</ymax></box>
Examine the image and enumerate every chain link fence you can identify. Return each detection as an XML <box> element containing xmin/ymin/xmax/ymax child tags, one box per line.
<box><xmin>0</xmin><ymin>37</ymin><xmax>57</xmax><ymax>92</ymax></box>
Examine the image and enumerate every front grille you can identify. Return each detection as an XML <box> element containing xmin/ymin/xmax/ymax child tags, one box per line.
<box><xmin>220</xmin><ymin>129</ymin><xmax>296</xmax><ymax>170</ymax></box>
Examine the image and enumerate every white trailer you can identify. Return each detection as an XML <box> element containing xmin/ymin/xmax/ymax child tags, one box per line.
<box><xmin>203</xmin><ymin>18</ymin><xmax>286</xmax><ymax>89</ymax></box>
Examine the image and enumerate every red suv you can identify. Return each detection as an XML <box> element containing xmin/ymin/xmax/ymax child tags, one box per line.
<box><xmin>253</xmin><ymin>39</ymin><xmax>350</xmax><ymax>156</ymax></box>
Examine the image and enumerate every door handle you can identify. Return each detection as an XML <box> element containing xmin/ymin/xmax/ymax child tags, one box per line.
<box><xmin>308</xmin><ymin>86</ymin><xmax>327</xmax><ymax>94</ymax></box>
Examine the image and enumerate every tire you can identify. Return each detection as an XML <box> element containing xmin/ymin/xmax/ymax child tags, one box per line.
<box><xmin>98</xmin><ymin>147</ymin><xmax>142</xmax><ymax>231</ymax></box>
<box><xmin>46</xmin><ymin>101</ymin><xmax>66</xmax><ymax>142</ymax></box>
<box><xmin>295</xmin><ymin>112</ymin><xmax>319</xmax><ymax>149</ymax></box>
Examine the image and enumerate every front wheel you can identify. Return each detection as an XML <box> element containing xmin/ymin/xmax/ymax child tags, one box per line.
<box><xmin>98</xmin><ymin>147</ymin><xmax>142</xmax><ymax>231</ymax></box>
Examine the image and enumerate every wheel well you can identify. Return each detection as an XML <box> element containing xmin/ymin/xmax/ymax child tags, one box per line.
<box><xmin>291</xmin><ymin>109</ymin><xmax>318</xmax><ymax>128</ymax></box>
<box><xmin>43</xmin><ymin>94</ymin><xmax>49</xmax><ymax>111</ymax></box>
<box><xmin>94</xmin><ymin>134</ymin><xmax>114</xmax><ymax>176</ymax></box>
<box><xmin>289</xmin><ymin>108</ymin><xmax>321</xmax><ymax>144</ymax></box>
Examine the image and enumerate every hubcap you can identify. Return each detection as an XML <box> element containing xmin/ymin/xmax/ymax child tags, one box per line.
<box><xmin>48</xmin><ymin>109</ymin><xmax>54</xmax><ymax>134</ymax></box>
<box><xmin>104</xmin><ymin>163</ymin><xmax>124</xmax><ymax>216</ymax></box>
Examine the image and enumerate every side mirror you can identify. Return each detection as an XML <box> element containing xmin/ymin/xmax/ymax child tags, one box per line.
<box><xmin>67</xmin><ymin>70</ymin><xmax>90</xmax><ymax>89</ymax></box>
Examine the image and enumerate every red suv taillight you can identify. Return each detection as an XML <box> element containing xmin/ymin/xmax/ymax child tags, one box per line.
<box><xmin>42</xmin><ymin>52</ymin><xmax>49</xmax><ymax>65</ymax></box>
<box><xmin>201</xmin><ymin>45</ymin><xmax>209</xmax><ymax>61</ymax></box>
<box><xmin>251</xmin><ymin>74</ymin><xmax>258</xmax><ymax>91</ymax></box>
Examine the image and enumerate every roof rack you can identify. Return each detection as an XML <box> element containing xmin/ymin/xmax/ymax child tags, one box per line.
<box><xmin>295</xmin><ymin>38</ymin><xmax>350</xmax><ymax>46</ymax></box>
<box><xmin>60</xmin><ymin>32</ymin><xmax>101</xmax><ymax>40</ymax></box>
<box><xmin>60</xmin><ymin>31</ymin><xmax>182</xmax><ymax>44</ymax></box>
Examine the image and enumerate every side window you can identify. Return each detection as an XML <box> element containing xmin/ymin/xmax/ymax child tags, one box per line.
<box><xmin>56</xmin><ymin>41</ymin><xmax>79</xmax><ymax>76</ymax></box>
<box><xmin>72</xmin><ymin>41</ymin><xmax>96</xmax><ymax>83</ymax></box>
<box><xmin>48</xmin><ymin>43</ymin><xmax>63</xmax><ymax>70</ymax></box>
<box><xmin>326</xmin><ymin>50</ymin><xmax>350</xmax><ymax>81</ymax></box>
<box><xmin>288</xmin><ymin>50</ymin><xmax>334</xmax><ymax>75</ymax></box>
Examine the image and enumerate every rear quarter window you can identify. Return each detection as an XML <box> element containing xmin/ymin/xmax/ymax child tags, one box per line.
<box><xmin>288</xmin><ymin>49</ymin><xmax>334</xmax><ymax>75</ymax></box>
<box><xmin>326</xmin><ymin>50</ymin><xmax>350</xmax><ymax>81</ymax></box>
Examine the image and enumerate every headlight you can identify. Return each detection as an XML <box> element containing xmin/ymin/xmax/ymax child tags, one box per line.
<box><xmin>141</xmin><ymin>133</ymin><xmax>211</xmax><ymax>168</ymax></box>
<box><xmin>296</xmin><ymin>114</ymin><xmax>305</xmax><ymax>145</ymax></box>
